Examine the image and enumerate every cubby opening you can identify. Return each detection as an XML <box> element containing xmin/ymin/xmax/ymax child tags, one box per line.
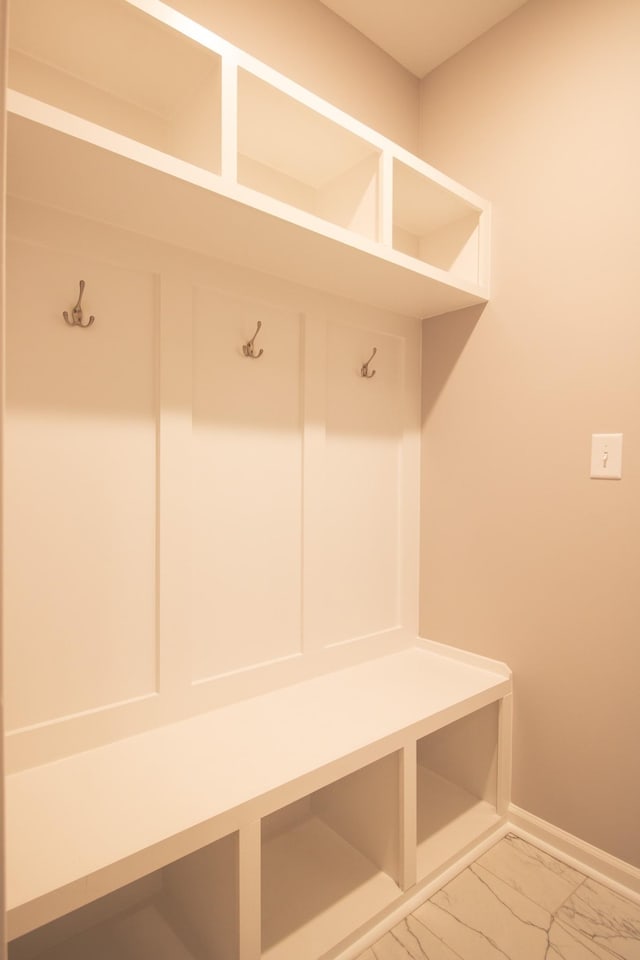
<box><xmin>416</xmin><ymin>703</ymin><xmax>502</xmax><ymax>878</ymax></box>
<box><xmin>238</xmin><ymin>71</ymin><xmax>380</xmax><ymax>240</ymax></box>
<box><xmin>393</xmin><ymin>159</ymin><xmax>482</xmax><ymax>283</ymax></box>
<box><xmin>8</xmin><ymin>0</ymin><xmax>222</xmax><ymax>173</ymax></box>
<box><xmin>261</xmin><ymin>753</ymin><xmax>401</xmax><ymax>960</ymax></box>
<box><xmin>8</xmin><ymin>833</ymin><xmax>239</xmax><ymax>960</ymax></box>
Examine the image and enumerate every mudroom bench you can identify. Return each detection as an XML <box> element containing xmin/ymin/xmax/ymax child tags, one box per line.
<box><xmin>7</xmin><ymin>641</ymin><xmax>511</xmax><ymax>960</ymax></box>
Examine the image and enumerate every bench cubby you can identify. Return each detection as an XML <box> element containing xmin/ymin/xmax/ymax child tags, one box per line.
<box><xmin>416</xmin><ymin>701</ymin><xmax>504</xmax><ymax>880</ymax></box>
<box><xmin>261</xmin><ymin>754</ymin><xmax>402</xmax><ymax>960</ymax></box>
<box><xmin>8</xmin><ymin>834</ymin><xmax>239</xmax><ymax>960</ymax></box>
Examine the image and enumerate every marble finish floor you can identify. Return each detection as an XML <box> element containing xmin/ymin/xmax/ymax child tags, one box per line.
<box><xmin>357</xmin><ymin>833</ymin><xmax>640</xmax><ymax>960</ymax></box>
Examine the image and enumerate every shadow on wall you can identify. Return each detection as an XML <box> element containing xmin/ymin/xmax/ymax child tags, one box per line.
<box><xmin>422</xmin><ymin>302</ymin><xmax>485</xmax><ymax>421</ymax></box>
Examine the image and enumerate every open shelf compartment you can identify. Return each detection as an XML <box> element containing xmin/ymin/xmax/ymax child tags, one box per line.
<box><xmin>238</xmin><ymin>70</ymin><xmax>381</xmax><ymax>241</ymax></box>
<box><xmin>8</xmin><ymin>0</ymin><xmax>222</xmax><ymax>173</ymax></box>
<box><xmin>261</xmin><ymin>752</ymin><xmax>402</xmax><ymax>960</ymax></box>
<box><xmin>8</xmin><ymin>833</ymin><xmax>239</xmax><ymax>960</ymax></box>
<box><xmin>416</xmin><ymin>702</ymin><xmax>502</xmax><ymax>879</ymax></box>
<box><xmin>393</xmin><ymin>158</ymin><xmax>483</xmax><ymax>285</ymax></box>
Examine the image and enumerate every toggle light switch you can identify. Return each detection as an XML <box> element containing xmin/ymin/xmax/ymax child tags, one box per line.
<box><xmin>590</xmin><ymin>433</ymin><xmax>623</xmax><ymax>479</ymax></box>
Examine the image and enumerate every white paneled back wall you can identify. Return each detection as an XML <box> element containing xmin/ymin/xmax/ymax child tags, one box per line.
<box><xmin>324</xmin><ymin>323</ymin><xmax>404</xmax><ymax>644</ymax></box>
<box><xmin>5</xmin><ymin>198</ymin><xmax>421</xmax><ymax>770</ymax></box>
<box><xmin>191</xmin><ymin>288</ymin><xmax>303</xmax><ymax>679</ymax></box>
<box><xmin>5</xmin><ymin>239</ymin><xmax>159</xmax><ymax>730</ymax></box>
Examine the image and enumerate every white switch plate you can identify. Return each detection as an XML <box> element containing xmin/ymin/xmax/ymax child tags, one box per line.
<box><xmin>590</xmin><ymin>433</ymin><xmax>623</xmax><ymax>479</ymax></box>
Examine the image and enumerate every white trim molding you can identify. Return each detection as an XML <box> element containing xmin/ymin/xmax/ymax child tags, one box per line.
<box><xmin>508</xmin><ymin>804</ymin><xmax>640</xmax><ymax>905</ymax></box>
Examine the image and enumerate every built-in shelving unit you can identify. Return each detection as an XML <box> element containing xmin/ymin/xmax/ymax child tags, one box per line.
<box><xmin>4</xmin><ymin>1</ymin><xmax>503</xmax><ymax>957</ymax></box>
<box><xmin>6</xmin><ymin>0</ymin><xmax>490</xmax><ymax>320</ymax></box>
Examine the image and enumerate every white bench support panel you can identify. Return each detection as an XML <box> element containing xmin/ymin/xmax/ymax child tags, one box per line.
<box><xmin>7</xmin><ymin>641</ymin><xmax>511</xmax><ymax>951</ymax></box>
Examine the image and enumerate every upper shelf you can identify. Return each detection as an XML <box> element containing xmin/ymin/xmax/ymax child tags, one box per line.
<box><xmin>6</xmin><ymin>0</ymin><xmax>491</xmax><ymax>319</ymax></box>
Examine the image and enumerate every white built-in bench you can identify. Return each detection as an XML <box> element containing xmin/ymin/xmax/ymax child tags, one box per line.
<box><xmin>7</xmin><ymin>641</ymin><xmax>512</xmax><ymax>960</ymax></box>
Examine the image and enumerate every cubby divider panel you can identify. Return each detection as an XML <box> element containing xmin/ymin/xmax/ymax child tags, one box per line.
<box><xmin>8</xmin><ymin>833</ymin><xmax>239</xmax><ymax>960</ymax></box>
<box><xmin>261</xmin><ymin>754</ymin><xmax>402</xmax><ymax>960</ymax></box>
<box><xmin>8</xmin><ymin>0</ymin><xmax>222</xmax><ymax>172</ymax></box>
<box><xmin>416</xmin><ymin>703</ymin><xmax>502</xmax><ymax>878</ymax></box>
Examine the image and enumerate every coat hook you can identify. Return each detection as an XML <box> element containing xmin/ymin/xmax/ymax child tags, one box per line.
<box><xmin>242</xmin><ymin>320</ymin><xmax>263</xmax><ymax>359</ymax></box>
<box><xmin>63</xmin><ymin>280</ymin><xmax>95</xmax><ymax>328</ymax></box>
<box><xmin>361</xmin><ymin>346</ymin><xmax>377</xmax><ymax>378</ymax></box>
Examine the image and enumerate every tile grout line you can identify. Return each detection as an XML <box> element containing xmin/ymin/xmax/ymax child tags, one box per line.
<box><xmin>552</xmin><ymin>874</ymin><xmax>590</xmax><ymax>916</ymax></box>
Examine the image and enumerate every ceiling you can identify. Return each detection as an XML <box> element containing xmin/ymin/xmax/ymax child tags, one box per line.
<box><xmin>317</xmin><ymin>0</ymin><xmax>529</xmax><ymax>78</ymax></box>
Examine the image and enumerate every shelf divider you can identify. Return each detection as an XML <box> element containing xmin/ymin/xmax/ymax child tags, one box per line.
<box><xmin>220</xmin><ymin>57</ymin><xmax>239</xmax><ymax>182</ymax></box>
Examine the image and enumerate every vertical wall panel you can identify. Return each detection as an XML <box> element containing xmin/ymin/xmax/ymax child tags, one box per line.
<box><xmin>323</xmin><ymin>323</ymin><xmax>403</xmax><ymax>644</ymax></box>
<box><xmin>4</xmin><ymin>240</ymin><xmax>158</xmax><ymax>729</ymax></box>
<box><xmin>1</xmin><ymin>3</ymin><xmax>8</xmax><ymax>952</ymax></box>
<box><xmin>191</xmin><ymin>287</ymin><xmax>302</xmax><ymax>680</ymax></box>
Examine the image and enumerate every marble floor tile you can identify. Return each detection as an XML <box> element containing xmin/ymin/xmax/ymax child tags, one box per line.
<box><xmin>360</xmin><ymin>915</ymin><xmax>462</xmax><ymax>959</ymax></box>
<box><xmin>413</xmin><ymin>860</ymin><xmax>552</xmax><ymax>958</ymax></box>
<box><xmin>356</xmin><ymin>836</ymin><xmax>640</xmax><ymax>960</ymax></box>
<box><xmin>556</xmin><ymin>878</ymin><xmax>640</xmax><ymax>959</ymax></box>
<box><xmin>476</xmin><ymin>833</ymin><xmax>585</xmax><ymax>913</ymax></box>
<box><xmin>547</xmin><ymin>915</ymin><xmax>628</xmax><ymax>960</ymax></box>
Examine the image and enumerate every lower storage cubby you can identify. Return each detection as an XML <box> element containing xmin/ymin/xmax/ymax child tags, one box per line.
<box><xmin>416</xmin><ymin>702</ymin><xmax>502</xmax><ymax>878</ymax></box>
<box><xmin>8</xmin><ymin>833</ymin><xmax>239</xmax><ymax>960</ymax></box>
<box><xmin>260</xmin><ymin>752</ymin><xmax>402</xmax><ymax>960</ymax></box>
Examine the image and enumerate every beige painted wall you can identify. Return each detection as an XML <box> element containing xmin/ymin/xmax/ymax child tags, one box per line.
<box><xmin>419</xmin><ymin>0</ymin><xmax>640</xmax><ymax>867</ymax></box>
<box><xmin>171</xmin><ymin>0</ymin><xmax>420</xmax><ymax>151</ymax></box>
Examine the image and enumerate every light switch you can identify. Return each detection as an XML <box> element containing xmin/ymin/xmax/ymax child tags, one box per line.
<box><xmin>590</xmin><ymin>433</ymin><xmax>623</xmax><ymax>479</ymax></box>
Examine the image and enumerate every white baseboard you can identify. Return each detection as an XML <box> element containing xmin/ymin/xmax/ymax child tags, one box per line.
<box><xmin>333</xmin><ymin>808</ymin><xmax>640</xmax><ymax>959</ymax></box>
<box><xmin>508</xmin><ymin>803</ymin><xmax>640</xmax><ymax>904</ymax></box>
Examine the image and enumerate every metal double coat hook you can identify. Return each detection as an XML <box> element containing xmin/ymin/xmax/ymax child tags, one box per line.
<box><xmin>63</xmin><ymin>280</ymin><xmax>95</xmax><ymax>328</ymax></box>
<box><xmin>243</xmin><ymin>321</ymin><xmax>263</xmax><ymax>358</ymax></box>
<box><xmin>361</xmin><ymin>347</ymin><xmax>377</xmax><ymax>378</ymax></box>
